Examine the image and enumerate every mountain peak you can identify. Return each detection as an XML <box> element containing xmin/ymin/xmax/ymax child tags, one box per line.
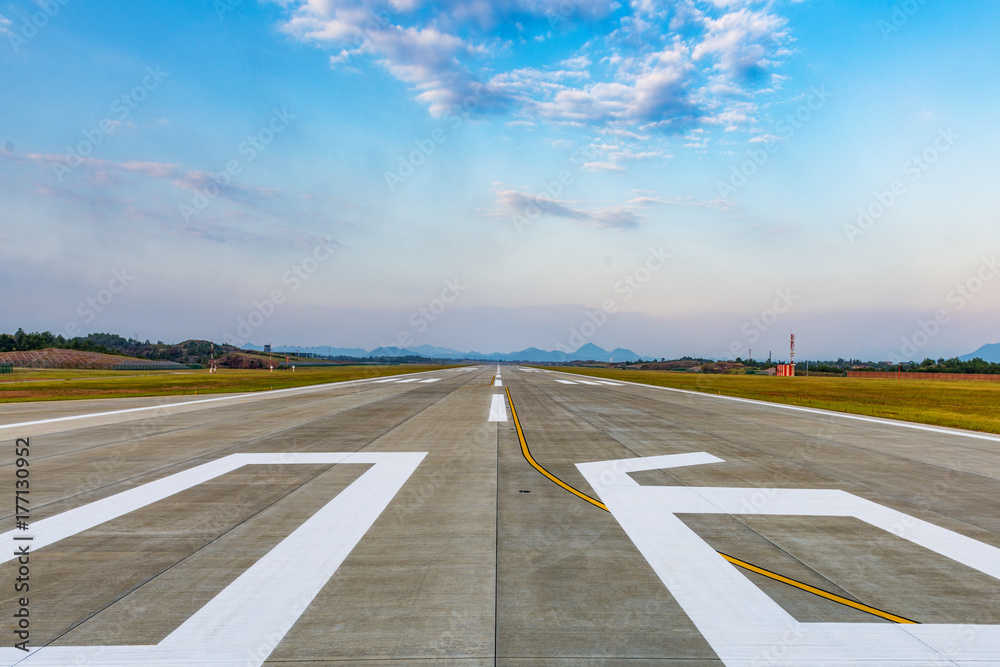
<box><xmin>960</xmin><ymin>343</ymin><xmax>1000</xmax><ymax>363</ymax></box>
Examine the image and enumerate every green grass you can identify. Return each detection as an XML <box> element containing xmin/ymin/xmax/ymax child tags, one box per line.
<box><xmin>543</xmin><ymin>367</ymin><xmax>1000</xmax><ymax>435</ymax></box>
<box><xmin>0</xmin><ymin>365</ymin><xmax>462</xmax><ymax>403</ymax></box>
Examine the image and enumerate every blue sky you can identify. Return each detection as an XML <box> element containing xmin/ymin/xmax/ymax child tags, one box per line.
<box><xmin>1</xmin><ymin>0</ymin><xmax>998</xmax><ymax>360</ymax></box>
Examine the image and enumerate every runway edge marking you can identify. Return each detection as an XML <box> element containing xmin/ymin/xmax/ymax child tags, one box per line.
<box><xmin>541</xmin><ymin>368</ymin><xmax>1000</xmax><ymax>443</ymax></box>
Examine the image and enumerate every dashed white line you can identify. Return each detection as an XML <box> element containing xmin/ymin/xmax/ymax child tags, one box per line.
<box><xmin>488</xmin><ymin>393</ymin><xmax>508</xmax><ymax>422</ymax></box>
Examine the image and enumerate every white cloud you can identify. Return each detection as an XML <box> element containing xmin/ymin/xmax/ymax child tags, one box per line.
<box><xmin>274</xmin><ymin>0</ymin><xmax>794</xmax><ymax>133</ymax></box>
<box><xmin>493</xmin><ymin>188</ymin><xmax>642</xmax><ymax>229</ymax></box>
<box><xmin>5</xmin><ymin>152</ymin><xmax>276</xmax><ymax>205</ymax></box>
<box><xmin>627</xmin><ymin>193</ymin><xmax>734</xmax><ymax>211</ymax></box>
<box><xmin>582</xmin><ymin>143</ymin><xmax>667</xmax><ymax>172</ymax></box>
<box><xmin>749</xmin><ymin>133</ymin><xmax>780</xmax><ymax>143</ymax></box>
<box><xmin>692</xmin><ymin>7</ymin><xmax>788</xmax><ymax>79</ymax></box>
<box><xmin>582</xmin><ymin>161</ymin><xmax>626</xmax><ymax>172</ymax></box>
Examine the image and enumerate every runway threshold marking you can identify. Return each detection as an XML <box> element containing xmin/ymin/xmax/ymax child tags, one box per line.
<box><xmin>505</xmin><ymin>387</ymin><xmax>918</xmax><ymax>625</ymax></box>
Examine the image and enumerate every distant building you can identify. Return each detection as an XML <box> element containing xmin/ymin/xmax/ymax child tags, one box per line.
<box><xmin>776</xmin><ymin>364</ymin><xmax>795</xmax><ymax>377</ymax></box>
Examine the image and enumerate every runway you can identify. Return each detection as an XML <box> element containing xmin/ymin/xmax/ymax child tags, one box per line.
<box><xmin>2</xmin><ymin>365</ymin><xmax>1000</xmax><ymax>665</ymax></box>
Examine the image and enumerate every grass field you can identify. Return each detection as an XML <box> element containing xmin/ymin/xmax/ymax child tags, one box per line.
<box><xmin>0</xmin><ymin>365</ymin><xmax>460</xmax><ymax>403</ymax></box>
<box><xmin>544</xmin><ymin>367</ymin><xmax>1000</xmax><ymax>435</ymax></box>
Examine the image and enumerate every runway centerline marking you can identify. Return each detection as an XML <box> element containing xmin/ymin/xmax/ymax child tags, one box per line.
<box><xmin>0</xmin><ymin>452</ymin><xmax>426</xmax><ymax>666</ymax></box>
<box><xmin>488</xmin><ymin>393</ymin><xmax>508</xmax><ymax>422</ymax></box>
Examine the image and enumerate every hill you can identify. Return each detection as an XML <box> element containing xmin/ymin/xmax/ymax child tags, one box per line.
<box><xmin>0</xmin><ymin>348</ymin><xmax>187</xmax><ymax>370</ymax></box>
<box><xmin>961</xmin><ymin>343</ymin><xmax>1000</xmax><ymax>364</ymax></box>
<box><xmin>0</xmin><ymin>330</ymin><xmax>244</xmax><ymax>367</ymax></box>
<box><xmin>244</xmin><ymin>342</ymin><xmax>643</xmax><ymax>363</ymax></box>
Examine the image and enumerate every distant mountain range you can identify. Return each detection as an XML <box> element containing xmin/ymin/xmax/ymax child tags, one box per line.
<box><xmin>242</xmin><ymin>342</ymin><xmax>642</xmax><ymax>363</ymax></box>
<box><xmin>960</xmin><ymin>343</ymin><xmax>1000</xmax><ymax>363</ymax></box>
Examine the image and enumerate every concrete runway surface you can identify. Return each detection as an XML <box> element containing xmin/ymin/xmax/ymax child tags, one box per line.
<box><xmin>2</xmin><ymin>365</ymin><xmax>1000</xmax><ymax>666</ymax></box>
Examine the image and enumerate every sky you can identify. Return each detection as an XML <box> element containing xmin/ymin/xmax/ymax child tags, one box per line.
<box><xmin>1</xmin><ymin>0</ymin><xmax>998</xmax><ymax>361</ymax></box>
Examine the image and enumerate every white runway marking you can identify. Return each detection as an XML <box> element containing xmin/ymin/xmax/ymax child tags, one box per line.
<box><xmin>0</xmin><ymin>371</ymin><xmax>447</xmax><ymax>433</ymax></box>
<box><xmin>488</xmin><ymin>393</ymin><xmax>508</xmax><ymax>422</ymax></box>
<box><xmin>577</xmin><ymin>453</ymin><xmax>1000</xmax><ymax>666</ymax></box>
<box><xmin>593</xmin><ymin>380</ymin><xmax>623</xmax><ymax>386</ymax></box>
<box><xmin>575</xmin><ymin>380</ymin><xmax>601</xmax><ymax>385</ymax></box>
<box><xmin>393</xmin><ymin>378</ymin><xmax>421</xmax><ymax>383</ymax></box>
<box><xmin>543</xmin><ymin>370</ymin><xmax>1000</xmax><ymax>444</ymax></box>
<box><xmin>0</xmin><ymin>452</ymin><xmax>425</xmax><ymax>666</ymax></box>
<box><xmin>418</xmin><ymin>378</ymin><xmax>441</xmax><ymax>383</ymax></box>
<box><xmin>555</xmin><ymin>379</ymin><xmax>577</xmax><ymax>385</ymax></box>
<box><xmin>494</xmin><ymin>377</ymin><xmax>502</xmax><ymax>387</ymax></box>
